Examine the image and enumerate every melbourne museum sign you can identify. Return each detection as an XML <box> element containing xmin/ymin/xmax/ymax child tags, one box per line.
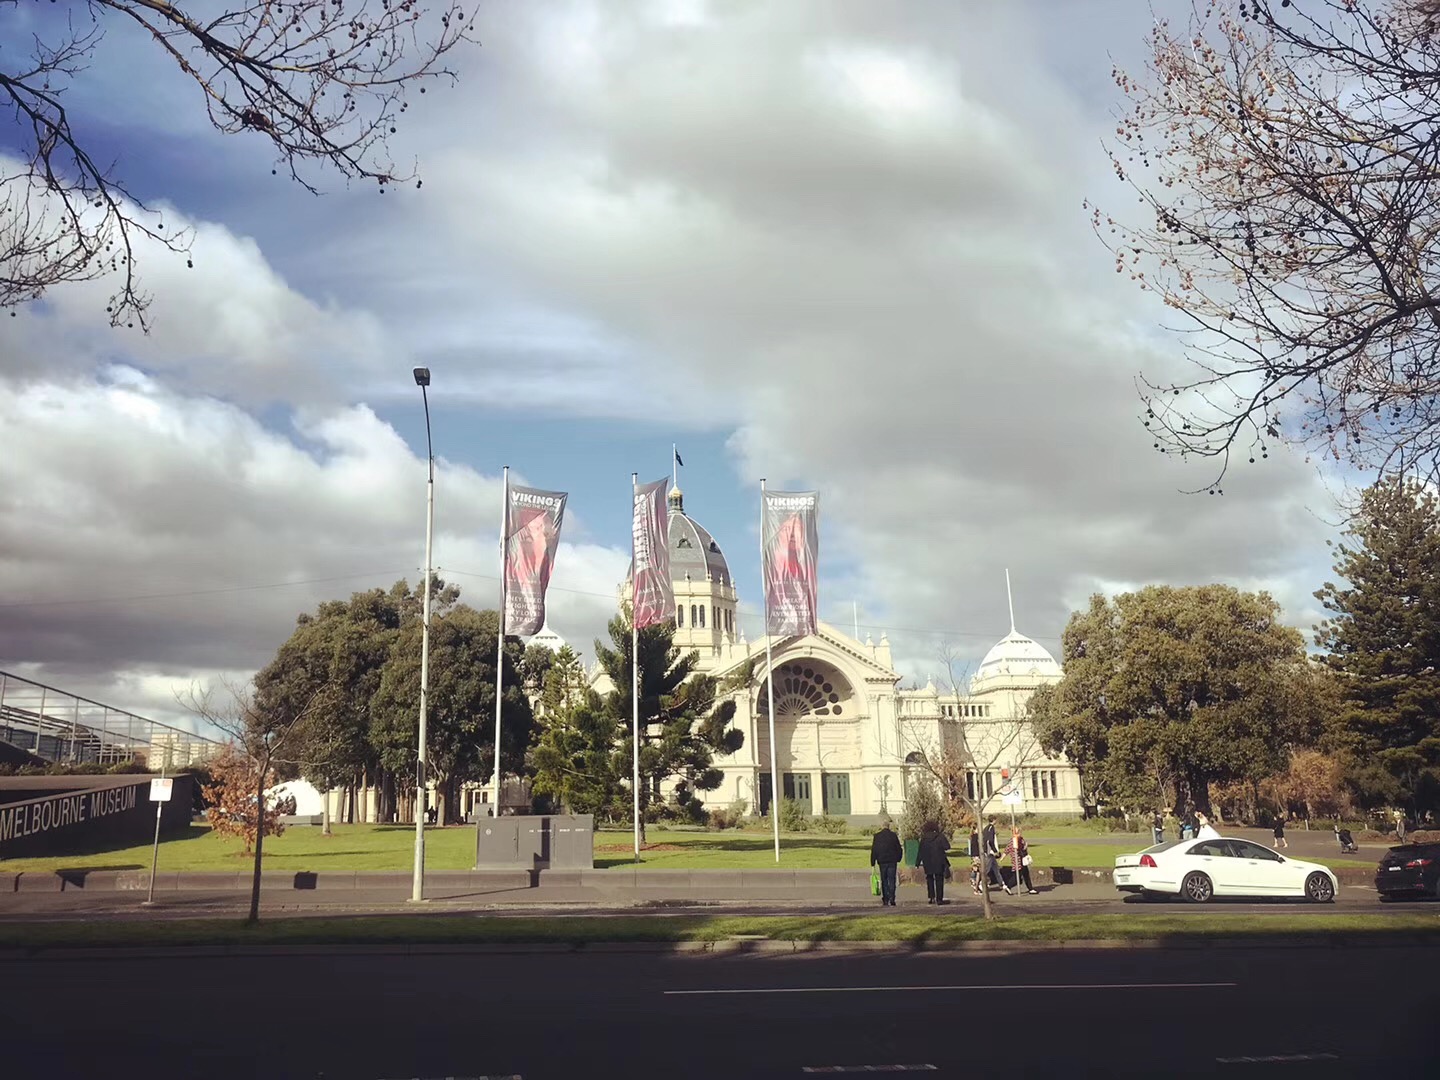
<box><xmin>0</xmin><ymin>774</ymin><xmax>194</xmax><ymax>858</ymax></box>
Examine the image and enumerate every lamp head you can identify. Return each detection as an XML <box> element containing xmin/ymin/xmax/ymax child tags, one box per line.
<box><xmin>412</xmin><ymin>367</ymin><xmax>431</xmax><ymax>387</ymax></box>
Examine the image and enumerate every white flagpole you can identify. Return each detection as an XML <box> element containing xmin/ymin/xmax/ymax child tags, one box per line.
<box><xmin>672</xmin><ymin>443</ymin><xmax>678</xmax><ymax>489</ymax></box>
<box><xmin>760</xmin><ymin>478</ymin><xmax>781</xmax><ymax>863</ymax></box>
<box><xmin>632</xmin><ymin>472</ymin><xmax>642</xmax><ymax>861</ymax></box>
<box><xmin>492</xmin><ymin>465</ymin><xmax>509</xmax><ymax>819</ymax></box>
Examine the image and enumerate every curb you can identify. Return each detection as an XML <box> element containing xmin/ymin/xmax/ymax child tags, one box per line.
<box><xmin>3</xmin><ymin>932</ymin><xmax>1439</xmax><ymax>961</ymax></box>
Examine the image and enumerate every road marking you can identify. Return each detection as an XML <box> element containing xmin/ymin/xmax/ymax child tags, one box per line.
<box><xmin>665</xmin><ymin>981</ymin><xmax>1237</xmax><ymax>995</ymax></box>
<box><xmin>1216</xmin><ymin>1053</ymin><xmax>1338</xmax><ymax>1064</ymax></box>
<box><xmin>802</xmin><ymin>1067</ymin><xmax>937</xmax><ymax>1074</ymax></box>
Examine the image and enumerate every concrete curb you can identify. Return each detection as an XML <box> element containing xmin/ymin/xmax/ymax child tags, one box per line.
<box><xmin>3</xmin><ymin>932</ymin><xmax>1438</xmax><ymax>962</ymax></box>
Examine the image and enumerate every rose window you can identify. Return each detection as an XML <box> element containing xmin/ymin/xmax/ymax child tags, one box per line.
<box><xmin>762</xmin><ymin>662</ymin><xmax>847</xmax><ymax>719</ymax></box>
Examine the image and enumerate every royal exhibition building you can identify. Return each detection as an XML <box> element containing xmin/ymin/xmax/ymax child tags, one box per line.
<box><xmin>589</xmin><ymin>485</ymin><xmax>1084</xmax><ymax>821</ymax></box>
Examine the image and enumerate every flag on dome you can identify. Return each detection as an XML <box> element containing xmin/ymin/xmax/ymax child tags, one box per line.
<box><xmin>631</xmin><ymin>476</ymin><xmax>673</xmax><ymax>629</ymax></box>
<box><xmin>761</xmin><ymin>489</ymin><xmax>819</xmax><ymax>637</ymax></box>
<box><xmin>502</xmin><ymin>483</ymin><xmax>567</xmax><ymax>636</ymax></box>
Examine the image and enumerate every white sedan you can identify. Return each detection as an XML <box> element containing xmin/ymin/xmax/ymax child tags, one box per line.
<box><xmin>1113</xmin><ymin>836</ymin><xmax>1338</xmax><ymax>903</ymax></box>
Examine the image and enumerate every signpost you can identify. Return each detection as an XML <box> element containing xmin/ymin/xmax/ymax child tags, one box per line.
<box><xmin>144</xmin><ymin>776</ymin><xmax>173</xmax><ymax>906</ymax></box>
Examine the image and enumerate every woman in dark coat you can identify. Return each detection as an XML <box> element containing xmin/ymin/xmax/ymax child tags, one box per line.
<box><xmin>917</xmin><ymin>820</ymin><xmax>951</xmax><ymax>904</ymax></box>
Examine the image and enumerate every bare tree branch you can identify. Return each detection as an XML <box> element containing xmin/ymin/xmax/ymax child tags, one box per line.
<box><xmin>1094</xmin><ymin>0</ymin><xmax>1440</xmax><ymax>488</ymax></box>
<box><xmin>1</xmin><ymin>0</ymin><xmax>476</xmax><ymax>328</ymax></box>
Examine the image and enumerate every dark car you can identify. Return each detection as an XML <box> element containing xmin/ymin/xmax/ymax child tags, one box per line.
<box><xmin>1375</xmin><ymin>841</ymin><xmax>1440</xmax><ymax>900</ymax></box>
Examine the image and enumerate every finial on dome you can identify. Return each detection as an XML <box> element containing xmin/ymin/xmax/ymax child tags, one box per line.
<box><xmin>668</xmin><ymin>485</ymin><xmax>684</xmax><ymax>512</ymax></box>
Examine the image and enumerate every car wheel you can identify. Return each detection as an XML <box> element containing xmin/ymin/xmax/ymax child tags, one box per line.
<box><xmin>1181</xmin><ymin>871</ymin><xmax>1213</xmax><ymax>903</ymax></box>
<box><xmin>1305</xmin><ymin>872</ymin><xmax>1335</xmax><ymax>903</ymax></box>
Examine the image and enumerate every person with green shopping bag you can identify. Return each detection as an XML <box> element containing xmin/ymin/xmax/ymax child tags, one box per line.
<box><xmin>869</xmin><ymin>818</ymin><xmax>902</xmax><ymax>906</ymax></box>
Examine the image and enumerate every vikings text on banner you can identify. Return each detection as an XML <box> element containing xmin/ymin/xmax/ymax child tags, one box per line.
<box><xmin>631</xmin><ymin>477</ymin><xmax>673</xmax><ymax>629</ymax></box>
<box><xmin>503</xmin><ymin>484</ymin><xmax>568</xmax><ymax>636</ymax></box>
<box><xmin>762</xmin><ymin>490</ymin><xmax>820</xmax><ymax>638</ymax></box>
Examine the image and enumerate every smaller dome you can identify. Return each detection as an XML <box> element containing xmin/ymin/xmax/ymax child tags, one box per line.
<box><xmin>972</xmin><ymin>631</ymin><xmax>1060</xmax><ymax>685</ymax></box>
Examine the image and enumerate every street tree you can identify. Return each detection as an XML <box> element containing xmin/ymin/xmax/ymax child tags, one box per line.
<box><xmin>530</xmin><ymin>687</ymin><xmax>625</xmax><ymax>819</ymax></box>
<box><xmin>1093</xmin><ymin>0</ymin><xmax>1440</xmax><ymax>485</ymax></box>
<box><xmin>1028</xmin><ymin>585</ymin><xmax>1321</xmax><ymax>820</ymax></box>
<box><xmin>183</xmin><ymin>678</ymin><xmax>328</xmax><ymax>923</ymax></box>
<box><xmin>900</xmin><ymin>651</ymin><xmax>1040</xmax><ymax>921</ymax></box>
<box><xmin>594</xmin><ymin>611</ymin><xmax>744</xmax><ymax>840</ymax></box>
<box><xmin>1315</xmin><ymin>477</ymin><xmax>1440</xmax><ymax>812</ymax></box>
<box><xmin>1</xmin><ymin>0</ymin><xmax>476</xmax><ymax>327</ymax></box>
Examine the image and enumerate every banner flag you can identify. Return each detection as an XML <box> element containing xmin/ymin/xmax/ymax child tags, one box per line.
<box><xmin>631</xmin><ymin>477</ymin><xmax>674</xmax><ymax>629</ymax></box>
<box><xmin>502</xmin><ymin>484</ymin><xmax>567</xmax><ymax>636</ymax></box>
<box><xmin>761</xmin><ymin>489</ymin><xmax>819</xmax><ymax>638</ymax></box>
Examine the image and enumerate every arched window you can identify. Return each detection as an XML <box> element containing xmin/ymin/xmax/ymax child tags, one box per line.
<box><xmin>677</xmin><ymin>605</ymin><xmax>684</xmax><ymax>627</ymax></box>
<box><xmin>904</xmin><ymin>751</ymin><xmax>925</xmax><ymax>767</ymax></box>
<box><xmin>699</xmin><ymin>606</ymin><xmax>706</xmax><ymax>628</ymax></box>
<box><xmin>690</xmin><ymin>604</ymin><xmax>698</xmax><ymax>626</ymax></box>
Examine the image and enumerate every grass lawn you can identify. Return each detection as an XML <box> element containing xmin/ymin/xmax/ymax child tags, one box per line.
<box><xmin>0</xmin><ymin>824</ymin><xmax>1375</xmax><ymax>874</ymax></box>
<box><xmin>1</xmin><ymin>911</ymin><xmax>1437</xmax><ymax>951</ymax></box>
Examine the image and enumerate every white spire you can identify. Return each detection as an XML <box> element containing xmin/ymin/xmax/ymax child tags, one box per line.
<box><xmin>1005</xmin><ymin>567</ymin><xmax>1016</xmax><ymax>634</ymax></box>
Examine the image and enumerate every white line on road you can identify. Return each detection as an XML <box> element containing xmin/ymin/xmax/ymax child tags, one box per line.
<box><xmin>665</xmin><ymin>981</ymin><xmax>1237</xmax><ymax>995</ymax></box>
<box><xmin>802</xmin><ymin>1066</ymin><xmax>937</xmax><ymax>1073</ymax></box>
<box><xmin>1216</xmin><ymin>1053</ymin><xmax>1339</xmax><ymax>1064</ymax></box>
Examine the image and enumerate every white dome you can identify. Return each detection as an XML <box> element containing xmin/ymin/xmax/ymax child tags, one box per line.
<box><xmin>972</xmin><ymin>631</ymin><xmax>1060</xmax><ymax>685</ymax></box>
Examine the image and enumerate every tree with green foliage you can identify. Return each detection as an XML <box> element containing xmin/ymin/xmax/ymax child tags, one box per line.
<box><xmin>1029</xmin><ymin>585</ymin><xmax>1323</xmax><ymax>816</ymax></box>
<box><xmin>593</xmin><ymin>611</ymin><xmax>744</xmax><ymax>839</ymax></box>
<box><xmin>530</xmin><ymin>686</ymin><xmax>626</xmax><ymax>819</ymax></box>
<box><xmin>1315</xmin><ymin>478</ymin><xmax>1440</xmax><ymax>814</ymax></box>
<box><xmin>371</xmin><ymin>604</ymin><xmax>532</xmax><ymax>825</ymax></box>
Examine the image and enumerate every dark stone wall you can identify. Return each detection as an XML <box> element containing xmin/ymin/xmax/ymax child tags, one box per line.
<box><xmin>0</xmin><ymin>775</ymin><xmax>194</xmax><ymax>859</ymax></box>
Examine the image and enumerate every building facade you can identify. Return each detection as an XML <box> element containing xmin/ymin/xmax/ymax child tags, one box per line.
<box><xmin>612</xmin><ymin>486</ymin><xmax>1083</xmax><ymax>820</ymax></box>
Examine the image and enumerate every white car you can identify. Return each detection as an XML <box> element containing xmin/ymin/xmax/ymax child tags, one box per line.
<box><xmin>1113</xmin><ymin>836</ymin><xmax>1338</xmax><ymax>903</ymax></box>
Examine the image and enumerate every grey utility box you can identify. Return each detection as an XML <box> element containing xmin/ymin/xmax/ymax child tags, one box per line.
<box><xmin>474</xmin><ymin>814</ymin><xmax>594</xmax><ymax>870</ymax></box>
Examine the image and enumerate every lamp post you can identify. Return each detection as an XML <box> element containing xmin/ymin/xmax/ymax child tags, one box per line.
<box><xmin>411</xmin><ymin>367</ymin><xmax>434</xmax><ymax>904</ymax></box>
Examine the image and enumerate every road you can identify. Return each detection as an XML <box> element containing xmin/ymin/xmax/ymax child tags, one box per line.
<box><xmin>2</xmin><ymin>943</ymin><xmax>1431</xmax><ymax>1078</ymax></box>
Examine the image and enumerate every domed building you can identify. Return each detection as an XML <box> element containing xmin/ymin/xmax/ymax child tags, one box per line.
<box><xmin>612</xmin><ymin>486</ymin><xmax>1082</xmax><ymax>819</ymax></box>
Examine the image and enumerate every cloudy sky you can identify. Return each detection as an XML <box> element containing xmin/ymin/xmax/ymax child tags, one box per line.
<box><xmin>0</xmin><ymin>0</ymin><xmax>1353</xmax><ymax>729</ymax></box>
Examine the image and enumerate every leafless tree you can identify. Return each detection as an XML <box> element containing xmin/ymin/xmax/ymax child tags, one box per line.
<box><xmin>2</xmin><ymin>0</ymin><xmax>476</xmax><ymax>328</ymax></box>
<box><xmin>899</xmin><ymin>647</ymin><xmax>1040</xmax><ymax>921</ymax></box>
<box><xmin>1092</xmin><ymin>0</ymin><xmax>1440</xmax><ymax>489</ymax></box>
<box><xmin>182</xmin><ymin>677</ymin><xmax>330</xmax><ymax>923</ymax></box>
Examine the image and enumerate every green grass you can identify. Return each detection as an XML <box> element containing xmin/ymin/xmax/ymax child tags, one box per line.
<box><xmin>1</xmin><ymin>911</ymin><xmax>1437</xmax><ymax>952</ymax></box>
<box><xmin>1</xmin><ymin>823</ymin><xmax>1378</xmax><ymax>874</ymax></box>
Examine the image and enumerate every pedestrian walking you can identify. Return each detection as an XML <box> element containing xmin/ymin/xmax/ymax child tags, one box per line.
<box><xmin>1151</xmin><ymin>810</ymin><xmax>1164</xmax><ymax>846</ymax></box>
<box><xmin>917</xmin><ymin>820</ymin><xmax>952</xmax><ymax>904</ymax></box>
<box><xmin>1395</xmin><ymin>809</ymin><xmax>1407</xmax><ymax>843</ymax></box>
<box><xmin>982</xmin><ymin>815</ymin><xmax>1012</xmax><ymax>895</ymax></box>
<box><xmin>1272</xmin><ymin>813</ymin><xmax>1288</xmax><ymax>850</ymax></box>
<box><xmin>869</xmin><ymin>818</ymin><xmax>903</xmax><ymax>907</ymax></box>
<box><xmin>968</xmin><ymin>823</ymin><xmax>983</xmax><ymax>895</ymax></box>
<box><xmin>1007</xmin><ymin>827</ymin><xmax>1039</xmax><ymax>894</ymax></box>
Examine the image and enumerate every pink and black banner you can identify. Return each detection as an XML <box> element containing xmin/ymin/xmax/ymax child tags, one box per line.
<box><xmin>631</xmin><ymin>477</ymin><xmax>673</xmax><ymax>629</ymax></box>
<box><xmin>761</xmin><ymin>490</ymin><xmax>819</xmax><ymax>638</ymax></box>
<box><xmin>502</xmin><ymin>484</ymin><xmax>568</xmax><ymax>636</ymax></box>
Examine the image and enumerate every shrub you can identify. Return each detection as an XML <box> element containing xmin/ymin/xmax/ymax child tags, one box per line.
<box><xmin>709</xmin><ymin>800</ymin><xmax>748</xmax><ymax>830</ymax></box>
<box><xmin>779</xmin><ymin>797</ymin><xmax>811</xmax><ymax>832</ymax></box>
<box><xmin>899</xmin><ymin>772</ymin><xmax>959</xmax><ymax>842</ymax></box>
<box><xmin>814</xmin><ymin>814</ymin><xmax>849</xmax><ymax>834</ymax></box>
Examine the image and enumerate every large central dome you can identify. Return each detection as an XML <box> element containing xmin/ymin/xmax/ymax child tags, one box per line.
<box><xmin>665</xmin><ymin>486</ymin><xmax>731</xmax><ymax>587</ymax></box>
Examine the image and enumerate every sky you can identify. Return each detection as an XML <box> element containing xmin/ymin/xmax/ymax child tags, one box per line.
<box><xmin>0</xmin><ymin>0</ymin><xmax>1358</xmax><ymax>730</ymax></box>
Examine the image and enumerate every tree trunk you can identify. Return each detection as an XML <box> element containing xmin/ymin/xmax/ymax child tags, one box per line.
<box><xmin>248</xmin><ymin>758</ymin><xmax>266</xmax><ymax>924</ymax></box>
<box><xmin>322</xmin><ymin>789</ymin><xmax>332</xmax><ymax>837</ymax></box>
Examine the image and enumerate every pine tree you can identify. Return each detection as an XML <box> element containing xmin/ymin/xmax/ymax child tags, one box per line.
<box><xmin>1316</xmin><ymin>478</ymin><xmax>1440</xmax><ymax>813</ymax></box>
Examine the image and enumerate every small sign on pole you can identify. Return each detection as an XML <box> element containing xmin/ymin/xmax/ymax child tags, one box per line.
<box><xmin>1001</xmin><ymin>789</ymin><xmax>1024</xmax><ymax>806</ymax></box>
<box><xmin>144</xmin><ymin>776</ymin><xmax>172</xmax><ymax>906</ymax></box>
<box><xmin>149</xmin><ymin>778</ymin><xmax>174</xmax><ymax>802</ymax></box>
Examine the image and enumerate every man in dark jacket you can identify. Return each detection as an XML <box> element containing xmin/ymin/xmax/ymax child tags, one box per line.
<box><xmin>870</xmin><ymin>819</ymin><xmax>903</xmax><ymax>905</ymax></box>
<box><xmin>917</xmin><ymin>821</ymin><xmax>951</xmax><ymax>904</ymax></box>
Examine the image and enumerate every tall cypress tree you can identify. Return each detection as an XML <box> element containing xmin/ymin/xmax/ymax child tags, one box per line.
<box><xmin>1315</xmin><ymin>478</ymin><xmax>1440</xmax><ymax>812</ymax></box>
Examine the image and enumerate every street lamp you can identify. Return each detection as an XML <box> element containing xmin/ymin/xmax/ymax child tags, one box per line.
<box><xmin>411</xmin><ymin>367</ymin><xmax>434</xmax><ymax>904</ymax></box>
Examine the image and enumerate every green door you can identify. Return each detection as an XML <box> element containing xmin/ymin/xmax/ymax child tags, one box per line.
<box><xmin>823</xmin><ymin>772</ymin><xmax>851</xmax><ymax>816</ymax></box>
<box><xmin>782</xmin><ymin>772</ymin><xmax>813</xmax><ymax>816</ymax></box>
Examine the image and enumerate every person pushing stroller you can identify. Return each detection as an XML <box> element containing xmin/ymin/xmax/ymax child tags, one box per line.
<box><xmin>1334</xmin><ymin>823</ymin><xmax>1358</xmax><ymax>854</ymax></box>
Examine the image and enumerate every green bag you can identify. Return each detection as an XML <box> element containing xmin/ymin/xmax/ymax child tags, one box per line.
<box><xmin>870</xmin><ymin>866</ymin><xmax>881</xmax><ymax>896</ymax></box>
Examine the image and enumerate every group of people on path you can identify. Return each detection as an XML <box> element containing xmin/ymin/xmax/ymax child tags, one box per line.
<box><xmin>868</xmin><ymin>816</ymin><xmax>1038</xmax><ymax>906</ymax></box>
<box><xmin>1151</xmin><ymin>808</ymin><xmax>1223</xmax><ymax>844</ymax></box>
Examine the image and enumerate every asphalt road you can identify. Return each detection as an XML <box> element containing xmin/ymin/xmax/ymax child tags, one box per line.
<box><xmin>2</xmin><ymin>943</ymin><xmax>1432</xmax><ymax>1078</ymax></box>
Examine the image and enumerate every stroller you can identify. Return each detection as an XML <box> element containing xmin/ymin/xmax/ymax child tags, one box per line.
<box><xmin>1335</xmin><ymin>826</ymin><xmax>1358</xmax><ymax>854</ymax></box>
